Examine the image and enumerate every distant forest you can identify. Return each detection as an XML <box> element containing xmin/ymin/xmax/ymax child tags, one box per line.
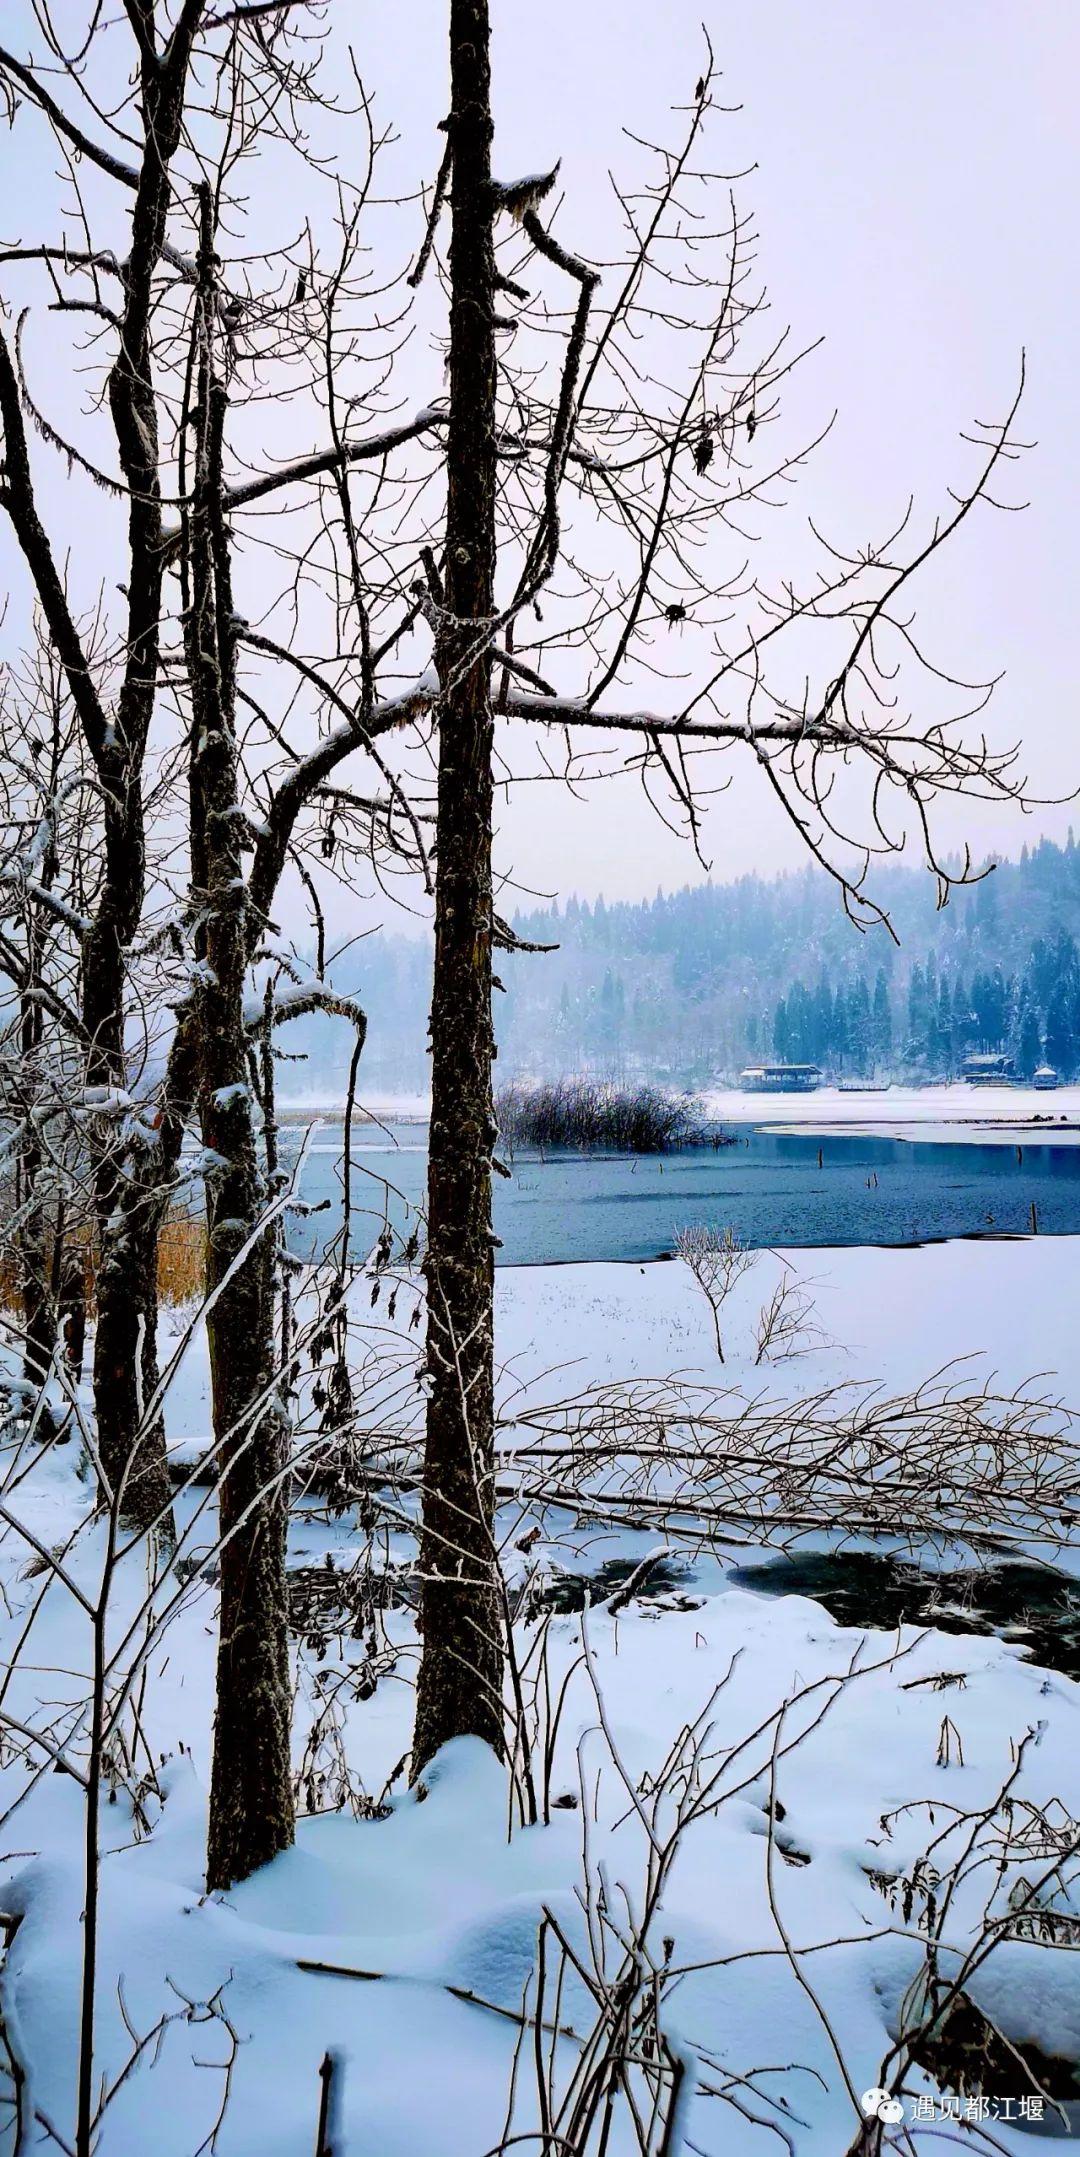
<box><xmin>282</xmin><ymin>835</ymin><xmax>1080</xmax><ymax>1095</ymax></box>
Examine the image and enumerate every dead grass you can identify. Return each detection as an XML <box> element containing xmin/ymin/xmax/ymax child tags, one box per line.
<box><xmin>155</xmin><ymin>1210</ymin><xmax>206</xmax><ymax>1305</ymax></box>
<box><xmin>0</xmin><ymin>1205</ymin><xmax>205</xmax><ymax>1317</ymax></box>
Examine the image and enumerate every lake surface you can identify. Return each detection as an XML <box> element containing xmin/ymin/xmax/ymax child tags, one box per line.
<box><xmin>279</xmin><ymin>1121</ymin><xmax>1080</xmax><ymax>1266</ymax></box>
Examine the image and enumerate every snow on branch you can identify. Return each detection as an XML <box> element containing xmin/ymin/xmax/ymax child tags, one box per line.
<box><xmin>494</xmin><ymin>164</ymin><xmax>561</xmax><ymax>223</ymax></box>
<box><xmin>0</xmin><ymin>866</ymin><xmax>89</xmax><ymax>936</ymax></box>
<box><xmin>243</xmin><ymin>984</ymin><xmax>367</xmax><ymax>1041</ymax></box>
<box><xmin>223</xmin><ymin>410</ymin><xmax>447</xmax><ymax>514</ymax></box>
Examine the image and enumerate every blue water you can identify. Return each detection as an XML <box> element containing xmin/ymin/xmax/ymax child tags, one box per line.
<box><xmin>279</xmin><ymin>1122</ymin><xmax>1080</xmax><ymax>1266</ymax></box>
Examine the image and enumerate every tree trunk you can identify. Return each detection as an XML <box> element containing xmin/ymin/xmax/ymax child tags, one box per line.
<box><xmin>19</xmin><ymin>1127</ymin><xmax>57</xmax><ymax>1395</ymax></box>
<box><xmin>412</xmin><ymin>0</ymin><xmax>505</xmax><ymax>1777</ymax></box>
<box><xmin>18</xmin><ymin>926</ymin><xmax>57</xmax><ymax>1398</ymax></box>
<box><xmin>81</xmin><ymin>24</ymin><xmax>206</xmax><ymax>1537</ymax></box>
<box><xmin>59</xmin><ymin>1254</ymin><xmax>86</xmax><ymax>1384</ymax></box>
<box><xmin>203</xmin><ymin>1162</ymin><xmax>293</xmax><ymax>1891</ymax></box>
<box><xmin>81</xmin><ymin>612</ymin><xmax>177</xmax><ymax>1532</ymax></box>
<box><xmin>183</xmin><ymin>293</ymin><xmax>293</xmax><ymax>1886</ymax></box>
<box><xmin>93</xmin><ymin>1195</ymin><xmax>175</xmax><ymax>1533</ymax></box>
<box><xmin>88</xmin><ymin>818</ymin><xmax>176</xmax><ymax>1534</ymax></box>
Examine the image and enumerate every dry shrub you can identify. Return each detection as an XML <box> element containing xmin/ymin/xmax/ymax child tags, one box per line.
<box><xmin>497</xmin><ymin>1078</ymin><xmax>721</xmax><ymax>1154</ymax></box>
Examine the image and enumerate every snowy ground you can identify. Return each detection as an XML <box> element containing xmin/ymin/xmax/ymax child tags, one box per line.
<box><xmin>159</xmin><ymin>1232</ymin><xmax>1080</xmax><ymax>1462</ymax></box>
<box><xmin>1</xmin><ymin>1238</ymin><xmax>1079</xmax><ymax>2153</ymax></box>
<box><xmin>700</xmin><ymin>1083</ymin><xmax>1080</xmax><ymax>1143</ymax></box>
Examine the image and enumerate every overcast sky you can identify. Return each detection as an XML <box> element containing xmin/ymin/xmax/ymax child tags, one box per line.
<box><xmin>2</xmin><ymin>1</ymin><xmax>1077</xmax><ymax>931</ymax></box>
<box><xmin>474</xmin><ymin>0</ymin><xmax>1078</xmax><ymax>907</ymax></box>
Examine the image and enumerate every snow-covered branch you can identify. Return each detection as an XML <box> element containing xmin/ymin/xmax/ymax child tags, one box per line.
<box><xmin>243</xmin><ymin>983</ymin><xmax>367</xmax><ymax>1040</ymax></box>
<box><xmin>247</xmin><ymin>660</ymin><xmax>437</xmax><ymax>936</ymax></box>
<box><xmin>0</xmin><ymin>867</ymin><xmax>89</xmax><ymax>937</ymax></box>
<box><xmin>223</xmin><ymin>408</ymin><xmax>447</xmax><ymax>513</ymax></box>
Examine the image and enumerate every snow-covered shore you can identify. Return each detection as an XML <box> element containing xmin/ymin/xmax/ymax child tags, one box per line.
<box><xmin>702</xmin><ymin>1081</ymin><xmax>1080</xmax><ymax>1142</ymax></box>
<box><xmin>158</xmin><ymin>1231</ymin><xmax>1080</xmax><ymax>1458</ymax></box>
<box><xmin>2</xmin><ymin>1236</ymin><xmax>1079</xmax><ymax>2153</ymax></box>
<box><xmin>278</xmin><ymin>1081</ymin><xmax>1080</xmax><ymax>1144</ymax></box>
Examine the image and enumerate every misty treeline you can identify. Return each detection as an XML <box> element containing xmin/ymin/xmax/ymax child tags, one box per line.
<box><xmin>776</xmin><ymin>927</ymin><xmax>1080</xmax><ymax>1080</ymax></box>
<box><xmin>282</xmin><ymin>834</ymin><xmax>1080</xmax><ymax>1092</ymax></box>
<box><xmin>508</xmin><ymin>835</ymin><xmax>1080</xmax><ymax>1085</ymax></box>
<box><xmin>0</xmin><ymin>0</ymin><xmax>1046</xmax><ymax>2141</ymax></box>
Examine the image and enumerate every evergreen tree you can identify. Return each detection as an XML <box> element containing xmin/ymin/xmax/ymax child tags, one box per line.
<box><xmin>1045</xmin><ymin>983</ymin><xmax>1075</xmax><ymax>1076</ymax></box>
<box><xmin>935</xmin><ymin>977</ymin><xmax>953</xmax><ymax>1074</ymax></box>
<box><xmin>832</xmin><ymin>983</ymin><xmax>850</xmax><ymax>1071</ymax></box>
<box><xmin>813</xmin><ymin>974</ymin><xmax>833</xmax><ymax>1065</ymax></box>
<box><xmin>1014</xmin><ymin>996</ymin><xmax>1042</xmax><ymax>1079</ymax></box>
<box><xmin>951</xmin><ymin>975</ymin><xmax>974</xmax><ymax>1061</ymax></box>
<box><xmin>975</xmin><ymin>871</ymin><xmax>999</xmax><ymax>938</ymax></box>
<box><xmin>872</xmin><ymin>969</ymin><xmax>892</xmax><ymax>1070</ymax></box>
<box><xmin>498</xmin><ymin>838</ymin><xmax>1080</xmax><ymax>1083</ymax></box>
<box><xmin>907</xmin><ymin>963</ymin><xmax>928</xmax><ymax>1064</ymax></box>
<box><xmin>849</xmin><ymin>975</ymin><xmax>872</xmax><ymax>1074</ymax></box>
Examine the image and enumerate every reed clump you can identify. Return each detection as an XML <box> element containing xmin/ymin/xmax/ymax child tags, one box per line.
<box><xmin>497</xmin><ymin>1079</ymin><xmax>722</xmax><ymax>1154</ymax></box>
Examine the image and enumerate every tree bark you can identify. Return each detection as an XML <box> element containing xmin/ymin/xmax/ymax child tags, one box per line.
<box><xmin>182</xmin><ymin>252</ymin><xmax>294</xmax><ymax>1888</ymax></box>
<box><xmin>92</xmin><ymin>1178</ymin><xmax>176</xmax><ymax>1531</ymax></box>
<box><xmin>18</xmin><ymin>1127</ymin><xmax>57</xmax><ymax>1394</ymax></box>
<box><xmin>59</xmin><ymin>1253</ymin><xmax>86</xmax><ymax>1384</ymax></box>
<box><xmin>85</xmin><ymin>21</ymin><xmax>191</xmax><ymax>1537</ymax></box>
<box><xmin>412</xmin><ymin>0</ymin><xmax>505</xmax><ymax>1776</ymax></box>
<box><xmin>17</xmin><ymin>880</ymin><xmax>59</xmax><ymax>1407</ymax></box>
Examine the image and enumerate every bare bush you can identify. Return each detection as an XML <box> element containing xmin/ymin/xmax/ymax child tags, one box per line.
<box><xmin>499</xmin><ymin>1081</ymin><xmax>716</xmax><ymax>1156</ymax></box>
<box><xmin>754</xmin><ymin>1268</ymin><xmax>824</xmax><ymax>1365</ymax></box>
<box><xmin>494</xmin><ymin>1620</ymin><xmax>921</xmax><ymax>2156</ymax></box>
<box><xmin>675</xmin><ymin>1223</ymin><xmax>759</xmax><ymax>1361</ymax></box>
<box><xmin>849</xmin><ymin>1740</ymin><xmax>1080</xmax><ymax>2145</ymax></box>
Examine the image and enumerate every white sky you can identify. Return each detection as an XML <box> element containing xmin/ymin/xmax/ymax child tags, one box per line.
<box><xmin>477</xmin><ymin>0</ymin><xmax>1078</xmax><ymax>906</ymax></box>
<box><xmin>1</xmin><ymin>1</ymin><xmax>1077</xmax><ymax>931</ymax></box>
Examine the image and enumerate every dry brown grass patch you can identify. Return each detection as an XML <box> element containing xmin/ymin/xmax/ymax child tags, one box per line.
<box><xmin>0</xmin><ymin>1205</ymin><xmax>206</xmax><ymax>1317</ymax></box>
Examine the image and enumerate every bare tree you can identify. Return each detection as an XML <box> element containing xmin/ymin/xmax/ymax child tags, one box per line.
<box><xmin>412</xmin><ymin>0</ymin><xmax>506</xmax><ymax>1774</ymax></box>
<box><xmin>400</xmin><ymin>1</ymin><xmax>1033</xmax><ymax>1772</ymax></box>
<box><xmin>0</xmin><ymin>629</ymin><xmax>100</xmax><ymax>1396</ymax></box>
<box><xmin>674</xmin><ymin>1222</ymin><xmax>758</xmax><ymax>1361</ymax></box>
<box><xmin>0</xmin><ymin>3</ymin><xmax>216</xmax><ymax>1532</ymax></box>
<box><xmin>0</xmin><ymin>0</ymin><xmax>1036</xmax><ymax>1889</ymax></box>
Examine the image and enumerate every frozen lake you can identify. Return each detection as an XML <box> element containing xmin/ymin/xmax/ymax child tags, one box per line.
<box><xmin>278</xmin><ymin>1119</ymin><xmax>1080</xmax><ymax>1265</ymax></box>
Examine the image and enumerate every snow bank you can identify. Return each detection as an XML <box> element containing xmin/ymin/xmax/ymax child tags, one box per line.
<box><xmin>702</xmin><ymin>1081</ymin><xmax>1080</xmax><ymax>1141</ymax></box>
<box><xmin>2</xmin><ymin>1554</ymin><xmax>1075</xmax><ymax>2154</ymax></box>
<box><xmin>2</xmin><ymin>1242</ymin><xmax>1079</xmax><ymax>2151</ymax></box>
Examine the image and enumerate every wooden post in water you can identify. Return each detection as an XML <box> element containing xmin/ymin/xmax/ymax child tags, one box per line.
<box><xmin>315</xmin><ymin>2050</ymin><xmax>340</xmax><ymax>2157</ymax></box>
<box><xmin>1030</xmin><ymin>1200</ymin><xmax>1039</xmax><ymax>1235</ymax></box>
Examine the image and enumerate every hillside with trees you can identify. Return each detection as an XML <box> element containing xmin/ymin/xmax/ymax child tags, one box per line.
<box><xmin>501</xmin><ymin>835</ymin><xmax>1080</xmax><ymax>1084</ymax></box>
<box><xmin>290</xmin><ymin>835</ymin><xmax>1080</xmax><ymax>1093</ymax></box>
